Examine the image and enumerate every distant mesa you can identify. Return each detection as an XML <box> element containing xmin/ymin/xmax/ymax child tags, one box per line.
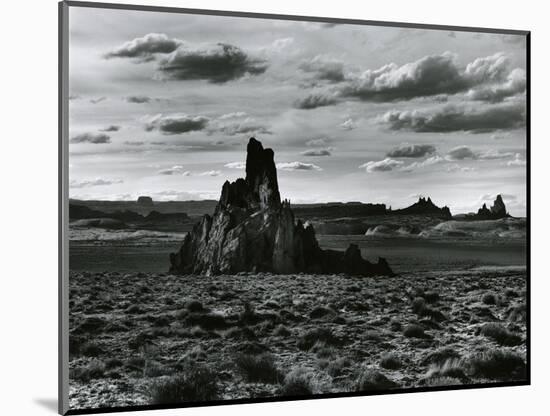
<box><xmin>169</xmin><ymin>137</ymin><xmax>394</xmax><ymax>276</ymax></box>
<box><xmin>69</xmin><ymin>204</ymin><xmax>143</xmax><ymax>222</ymax></box>
<box><xmin>137</xmin><ymin>196</ymin><xmax>154</xmax><ymax>205</ymax></box>
<box><xmin>69</xmin><ymin>203</ymin><xmax>189</xmax><ymax>228</ymax></box>
<box><xmin>392</xmin><ymin>197</ymin><xmax>452</xmax><ymax>219</ymax></box>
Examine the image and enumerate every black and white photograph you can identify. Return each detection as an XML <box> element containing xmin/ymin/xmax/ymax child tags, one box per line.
<box><xmin>62</xmin><ymin>2</ymin><xmax>528</xmax><ymax>413</ymax></box>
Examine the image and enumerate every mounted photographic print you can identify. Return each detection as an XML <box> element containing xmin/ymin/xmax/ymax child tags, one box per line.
<box><xmin>59</xmin><ymin>1</ymin><xmax>530</xmax><ymax>414</ymax></box>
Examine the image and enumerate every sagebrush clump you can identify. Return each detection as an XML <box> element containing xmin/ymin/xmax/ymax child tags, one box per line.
<box><xmin>234</xmin><ymin>353</ymin><xmax>281</xmax><ymax>383</ymax></box>
<box><xmin>147</xmin><ymin>362</ymin><xmax>219</xmax><ymax>404</ymax></box>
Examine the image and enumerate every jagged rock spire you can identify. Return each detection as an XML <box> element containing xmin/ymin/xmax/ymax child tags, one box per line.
<box><xmin>245</xmin><ymin>138</ymin><xmax>281</xmax><ymax>209</ymax></box>
<box><xmin>474</xmin><ymin>195</ymin><xmax>508</xmax><ymax>220</ymax></box>
<box><xmin>491</xmin><ymin>194</ymin><xmax>507</xmax><ymax>216</ymax></box>
<box><xmin>169</xmin><ymin>137</ymin><xmax>393</xmax><ymax>277</ymax></box>
<box><xmin>217</xmin><ymin>138</ymin><xmax>281</xmax><ymax>212</ymax></box>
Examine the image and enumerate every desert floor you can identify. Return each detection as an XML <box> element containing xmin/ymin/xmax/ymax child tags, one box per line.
<box><xmin>68</xmin><ymin>267</ymin><xmax>527</xmax><ymax>411</ymax></box>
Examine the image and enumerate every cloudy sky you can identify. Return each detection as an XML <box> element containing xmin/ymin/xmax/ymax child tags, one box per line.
<box><xmin>68</xmin><ymin>6</ymin><xmax>527</xmax><ymax>216</ymax></box>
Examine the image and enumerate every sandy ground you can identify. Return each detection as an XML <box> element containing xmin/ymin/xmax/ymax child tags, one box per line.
<box><xmin>68</xmin><ymin>268</ymin><xmax>527</xmax><ymax>411</ymax></box>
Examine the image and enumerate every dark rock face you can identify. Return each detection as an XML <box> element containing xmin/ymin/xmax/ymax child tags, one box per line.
<box><xmin>471</xmin><ymin>195</ymin><xmax>508</xmax><ymax>220</ymax></box>
<box><xmin>491</xmin><ymin>195</ymin><xmax>507</xmax><ymax>217</ymax></box>
<box><xmin>393</xmin><ymin>197</ymin><xmax>452</xmax><ymax>219</ymax></box>
<box><xmin>169</xmin><ymin>137</ymin><xmax>393</xmax><ymax>277</ymax></box>
<box><xmin>137</xmin><ymin>196</ymin><xmax>154</xmax><ymax>205</ymax></box>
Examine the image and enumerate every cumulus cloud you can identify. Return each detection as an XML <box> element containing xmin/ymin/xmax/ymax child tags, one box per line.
<box><xmin>340</xmin><ymin>118</ymin><xmax>357</xmax><ymax>130</ymax></box>
<box><xmin>446</xmin><ymin>164</ymin><xmax>476</xmax><ymax>173</ymax></box>
<box><xmin>401</xmin><ymin>155</ymin><xmax>445</xmax><ymax>171</ymax></box>
<box><xmin>215</xmin><ymin>119</ymin><xmax>272</xmax><ymax>136</ymax></box>
<box><xmin>106</xmin><ymin>33</ymin><xmax>267</xmax><ymax>83</ymax></box>
<box><xmin>198</xmin><ymin>170</ymin><xmax>222</xmax><ymax>176</ymax></box>
<box><xmin>446</xmin><ymin>146</ymin><xmax>477</xmax><ymax>160</ymax></box>
<box><xmin>387</xmin><ymin>144</ymin><xmax>436</xmax><ymax>158</ymax></box>
<box><xmin>294</xmin><ymin>93</ymin><xmax>338</xmax><ymax>109</ymax></box>
<box><xmin>443</xmin><ymin>146</ymin><xmax>516</xmax><ymax>162</ymax></box>
<box><xmin>300</xmin><ymin>148</ymin><xmax>332</xmax><ymax>156</ymax></box>
<box><xmin>340</xmin><ymin>53</ymin><xmax>466</xmax><ymax>101</ymax></box>
<box><xmin>100</xmin><ymin>125</ymin><xmax>120</xmax><ymax>132</ymax></box>
<box><xmin>145</xmin><ymin>114</ymin><xmax>210</xmax><ymax>134</ymax></box>
<box><xmin>380</xmin><ymin>103</ymin><xmax>525</xmax><ymax>133</ymax></box>
<box><xmin>70</xmin><ymin>132</ymin><xmax>111</xmax><ymax>144</ymax></box>
<box><xmin>276</xmin><ymin>161</ymin><xmax>322</xmax><ymax>171</ymax></box>
<box><xmin>157</xmin><ymin>43</ymin><xmax>267</xmax><ymax>83</ymax></box>
<box><xmin>336</xmin><ymin>52</ymin><xmax>524</xmax><ymax>102</ymax></box>
<box><xmin>125</xmin><ymin>95</ymin><xmax>151</xmax><ymax>103</ymax></box>
<box><xmin>359</xmin><ymin>158</ymin><xmax>404</xmax><ymax>172</ymax></box>
<box><xmin>219</xmin><ymin>112</ymin><xmax>247</xmax><ymax>120</ymax></box>
<box><xmin>224</xmin><ymin>162</ymin><xmax>246</xmax><ymax>169</ymax></box>
<box><xmin>477</xmin><ymin>149</ymin><xmax>515</xmax><ymax>160</ymax></box>
<box><xmin>157</xmin><ymin>165</ymin><xmax>191</xmax><ymax>176</ymax></box>
<box><xmin>104</xmin><ymin>33</ymin><xmax>182</xmax><ymax>61</ymax></box>
<box><xmin>123</xmin><ymin>140</ymin><xmax>145</xmax><ymax>146</ymax></box>
<box><xmin>299</xmin><ymin>55</ymin><xmax>345</xmax><ymax>82</ymax></box>
<box><xmin>275</xmin><ymin>36</ymin><xmax>296</xmax><ymax>47</ymax></box>
<box><xmin>507</xmin><ymin>153</ymin><xmax>527</xmax><ymax>166</ymax></box>
<box><xmin>464</xmin><ymin>53</ymin><xmax>510</xmax><ymax>84</ymax></box>
<box><xmin>306</xmin><ymin>138</ymin><xmax>330</xmax><ymax>147</ymax></box>
<box><xmin>69</xmin><ymin>178</ymin><xmax>123</xmax><ymax>188</ymax></box>
<box><xmin>467</xmin><ymin>68</ymin><xmax>526</xmax><ymax>103</ymax></box>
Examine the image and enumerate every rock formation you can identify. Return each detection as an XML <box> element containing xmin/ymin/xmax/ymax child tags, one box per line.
<box><xmin>137</xmin><ymin>196</ymin><xmax>154</xmax><ymax>205</ymax></box>
<box><xmin>470</xmin><ymin>195</ymin><xmax>508</xmax><ymax>220</ymax></box>
<box><xmin>169</xmin><ymin>137</ymin><xmax>393</xmax><ymax>276</ymax></box>
<box><xmin>392</xmin><ymin>197</ymin><xmax>452</xmax><ymax>219</ymax></box>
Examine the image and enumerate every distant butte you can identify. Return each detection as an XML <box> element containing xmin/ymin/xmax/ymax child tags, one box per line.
<box><xmin>392</xmin><ymin>196</ymin><xmax>452</xmax><ymax>219</ymax></box>
<box><xmin>137</xmin><ymin>196</ymin><xmax>154</xmax><ymax>205</ymax></box>
<box><xmin>169</xmin><ymin>137</ymin><xmax>394</xmax><ymax>276</ymax></box>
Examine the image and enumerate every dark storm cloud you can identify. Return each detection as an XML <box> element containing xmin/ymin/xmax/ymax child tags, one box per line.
<box><xmin>380</xmin><ymin>103</ymin><xmax>525</xmax><ymax>133</ymax></box>
<box><xmin>387</xmin><ymin>144</ymin><xmax>436</xmax><ymax>158</ymax></box>
<box><xmin>100</xmin><ymin>125</ymin><xmax>121</xmax><ymax>132</ymax></box>
<box><xmin>294</xmin><ymin>93</ymin><xmax>338</xmax><ymax>109</ymax></box>
<box><xmin>157</xmin><ymin>43</ymin><xmax>267</xmax><ymax>83</ymax></box>
<box><xmin>125</xmin><ymin>95</ymin><xmax>152</xmax><ymax>104</ymax></box>
<box><xmin>299</xmin><ymin>56</ymin><xmax>345</xmax><ymax>82</ymax></box>
<box><xmin>145</xmin><ymin>114</ymin><xmax>210</xmax><ymax>134</ymax></box>
<box><xmin>104</xmin><ymin>33</ymin><xmax>182</xmax><ymax>61</ymax></box>
<box><xmin>300</xmin><ymin>148</ymin><xmax>332</xmax><ymax>156</ymax></box>
<box><xmin>70</xmin><ymin>132</ymin><xmax>111</xmax><ymax>144</ymax></box>
<box><xmin>336</xmin><ymin>52</ymin><xmax>524</xmax><ymax>103</ymax></box>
